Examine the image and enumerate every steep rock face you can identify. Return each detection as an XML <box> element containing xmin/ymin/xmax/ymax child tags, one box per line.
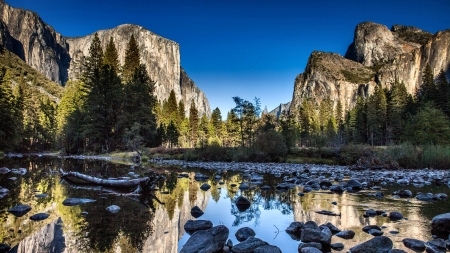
<box><xmin>269</xmin><ymin>102</ymin><xmax>291</xmax><ymax>118</ymax></box>
<box><xmin>345</xmin><ymin>22</ymin><xmax>422</xmax><ymax>67</ymax></box>
<box><xmin>0</xmin><ymin>1</ymin><xmax>70</xmax><ymax>84</ymax></box>
<box><xmin>0</xmin><ymin>1</ymin><xmax>210</xmax><ymax>116</ymax></box>
<box><xmin>180</xmin><ymin>67</ymin><xmax>211</xmax><ymax>117</ymax></box>
<box><xmin>291</xmin><ymin>22</ymin><xmax>450</xmax><ymax>114</ymax></box>
<box><xmin>290</xmin><ymin>51</ymin><xmax>376</xmax><ymax>113</ymax></box>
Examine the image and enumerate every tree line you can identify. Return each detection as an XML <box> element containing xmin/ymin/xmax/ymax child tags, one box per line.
<box><xmin>1</xmin><ymin>32</ymin><xmax>449</xmax><ymax>156</ymax></box>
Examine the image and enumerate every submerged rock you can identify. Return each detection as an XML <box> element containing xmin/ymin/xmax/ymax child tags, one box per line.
<box><xmin>35</xmin><ymin>193</ymin><xmax>48</xmax><ymax>198</ymax></box>
<box><xmin>106</xmin><ymin>205</ymin><xmax>120</xmax><ymax>213</ymax></box>
<box><xmin>30</xmin><ymin>213</ymin><xmax>50</xmax><ymax>221</ymax></box>
<box><xmin>0</xmin><ymin>167</ymin><xmax>10</xmax><ymax>174</ymax></box>
<box><xmin>0</xmin><ymin>187</ymin><xmax>9</xmax><ymax>199</ymax></box>
<box><xmin>62</xmin><ymin>198</ymin><xmax>96</xmax><ymax>206</ymax></box>
<box><xmin>7</xmin><ymin>204</ymin><xmax>32</xmax><ymax>217</ymax></box>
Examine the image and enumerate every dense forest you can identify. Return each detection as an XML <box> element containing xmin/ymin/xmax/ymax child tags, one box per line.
<box><xmin>0</xmin><ymin>35</ymin><xmax>449</xmax><ymax>162</ymax></box>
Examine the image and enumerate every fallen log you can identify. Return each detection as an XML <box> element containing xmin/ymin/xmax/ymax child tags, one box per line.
<box><xmin>60</xmin><ymin>169</ymin><xmax>150</xmax><ymax>188</ymax></box>
<box><xmin>315</xmin><ymin>210</ymin><xmax>341</xmax><ymax>217</ymax></box>
<box><xmin>60</xmin><ymin>178</ymin><xmax>165</xmax><ymax>210</ymax></box>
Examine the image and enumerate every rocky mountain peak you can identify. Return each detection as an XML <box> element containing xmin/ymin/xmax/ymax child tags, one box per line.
<box><xmin>0</xmin><ymin>1</ymin><xmax>210</xmax><ymax>117</ymax></box>
<box><xmin>291</xmin><ymin>21</ymin><xmax>450</xmax><ymax>116</ymax></box>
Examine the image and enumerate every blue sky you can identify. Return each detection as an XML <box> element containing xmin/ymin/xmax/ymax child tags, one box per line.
<box><xmin>8</xmin><ymin>0</ymin><xmax>450</xmax><ymax>115</ymax></box>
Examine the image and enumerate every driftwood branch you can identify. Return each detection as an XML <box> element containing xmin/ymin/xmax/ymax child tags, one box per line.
<box><xmin>60</xmin><ymin>169</ymin><xmax>150</xmax><ymax>188</ymax></box>
<box><xmin>60</xmin><ymin>178</ymin><xmax>165</xmax><ymax>210</ymax></box>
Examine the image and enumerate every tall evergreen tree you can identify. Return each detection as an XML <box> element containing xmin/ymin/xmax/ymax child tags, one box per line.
<box><xmin>0</xmin><ymin>68</ymin><xmax>19</xmax><ymax>149</ymax></box>
<box><xmin>436</xmin><ymin>69</ymin><xmax>450</xmax><ymax>117</ymax></box>
<box><xmin>122</xmin><ymin>34</ymin><xmax>140</xmax><ymax>82</ymax></box>
<box><xmin>416</xmin><ymin>64</ymin><xmax>437</xmax><ymax>105</ymax></box>
<box><xmin>103</xmin><ymin>37</ymin><xmax>120</xmax><ymax>73</ymax></box>
<box><xmin>188</xmin><ymin>100</ymin><xmax>198</xmax><ymax>147</ymax></box>
<box><xmin>366</xmin><ymin>85</ymin><xmax>387</xmax><ymax>145</ymax></box>
<box><xmin>82</xmin><ymin>33</ymin><xmax>103</xmax><ymax>89</ymax></box>
<box><xmin>387</xmin><ymin>80</ymin><xmax>408</xmax><ymax>143</ymax></box>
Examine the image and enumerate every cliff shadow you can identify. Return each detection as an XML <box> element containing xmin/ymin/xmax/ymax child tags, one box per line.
<box><xmin>10</xmin><ymin>36</ymin><xmax>24</xmax><ymax>61</ymax></box>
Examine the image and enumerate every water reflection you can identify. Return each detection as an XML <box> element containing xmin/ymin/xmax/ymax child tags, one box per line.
<box><xmin>0</xmin><ymin>157</ymin><xmax>449</xmax><ymax>252</ymax></box>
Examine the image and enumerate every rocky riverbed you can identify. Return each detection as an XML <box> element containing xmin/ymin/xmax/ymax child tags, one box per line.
<box><xmin>1</xmin><ymin>156</ymin><xmax>450</xmax><ymax>252</ymax></box>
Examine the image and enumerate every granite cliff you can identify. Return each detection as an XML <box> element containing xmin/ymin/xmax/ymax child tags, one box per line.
<box><xmin>0</xmin><ymin>1</ymin><xmax>210</xmax><ymax>116</ymax></box>
<box><xmin>290</xmin><ymin>21</ymin><xmax>450</xmax><ymax>114</ymax></box>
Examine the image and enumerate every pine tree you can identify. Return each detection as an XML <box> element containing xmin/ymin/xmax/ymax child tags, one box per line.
<box><xmin>188</xmin><ymin>100</ymin><xmax>198</xmax><ymax>147</ymax></box>
<box><xmin>103</xmin><ymin>37</ymin><xmax>119</xmax><ymax>73</ymax></box>
<box><xmin>387</xmin><ymin>80</ymin><xmax>408</xmax><ymax>143</ymax></box>
<box><xmin>122</xmin><ymin>34</ymin><xmax>140</xmax><ymax>82</ymax></box>
<box><xmin>0</xmin><ymin>68</ymin><xmax>19</xmax><ymax>150</ymax></box>
<box><xmin>436</xmin><ymin>69</ymin><xmax>450</xmax><ymax>117</ymax></box>
<box><xmin>211</xmin><ymin>107</ymin><xmax>222</xmax><ymax>135</ymax></box>
<box><xmin>416</xmin><ymin>64</ymin><xmax>437</xmax><ymax>105</ymax></box>
<box><xmin>82</xmin><ymin>33</ymin><xmax>103</xmax><ymax>89</ymax></box>
<box><xmin>366</xmin><ymin>85</ymin><xmax>387</xmax><ymax>145</ymax></box>
<box><xmin>166</xmin><ymin>120</ymin><xmax>179</xmax><ymax>148</ymax></box>
<box><xmin>198</xmin><ymin>114</ymin><xmax>209</xmax><ymax>147</ymax></box>
<box><xmin>119</xmin><ymin>64</ymin><xmax>157</xmax><ymax>147</ymax></box>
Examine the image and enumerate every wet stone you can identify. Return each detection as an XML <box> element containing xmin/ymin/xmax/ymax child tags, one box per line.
<box><xmin>368</xmin><ymin>229</ymin><xmax>383</xmax><ymax>236</ymax></box>
<box><xmin>389</xmin><ymin>211</ymin><xmax>403</xmax><ymax>221</ymax></box>
<box><xmin>62</xmin><ymin>198</ymin><xmax>96</xmax><ymax>206</ymax></box>
<box><xmin>30</xmin><ymin>213</ymin><xmax>49</xmax><ymax>221</ymax></box>
<box><xmin>298</xmin><ymin>242</ymin><xmax>322</xmax><ymax>250</ymax></box>
<box><xmin>184</xmin><ymin>220</ymin><xmax>213</xmax><ymax>235</ymax></box>
<box><xmin>200</xmin><ymin>183</ymin><xmax>211</xmax><ymax>191</ymax></box>
<box><xmin>106</xmin><ymin>205</ymin><xmax>120</xmax><ymax>213</ymax></box>
<box><xmin>254</xmin><ymin>245</ymin><xmax>281</xmax><ymax>253</ymax></box>
<box><xmin>231</xmin><ymin>237</ymin><xmax>268</xmax><ymax>253</ymax></box>
<box><xmin>35</xmin><ymin>193</ymin><xmax>48</xmax><ymax>198</ymax></box>
<box><xmin>235</xmin><ymin>196</ymin><xmax>251</xmax><ymax>212</ymax></box>
<box><xmin>190</xmin><ymin>206</ymin><xmax>204</xmax><ymax>218</ymax></box>
<box><xmin>330</xmin><ymin>242</ymin><xmax>344</xmax><ymax>251</ymax></box>
<box><xmin>402</xmin><ymin>238</ymin><xmax>426</xmax><ymax>251</ymax></box>
<box><xmin>7</xmin><ymin>204</ymin><xmax>31</xmax><ymax>217</ymax></box>
<box><xmin>350</xmin><ymin>236</ymin><xmax>393</xmax><ymax>253</ymax></box>
<box><xmin>0</xmin><ymin>243</ymin><xmax>11</xmax><ymax>253</ymax></box>
<box><xmin>235</xmin><ymin>227</ymin><xmax>256</xmax><ymax>242</ymax></box>
<box><xmin>335</xmin><ymin>230</ymin><xmax>355</xmax><ymax>239</ymax></box>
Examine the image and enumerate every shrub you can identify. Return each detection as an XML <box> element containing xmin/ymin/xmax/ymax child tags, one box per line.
<box><xmin>421</xmin><ymin>146</ymin><xmax>450</xmax><ymax>169</ymax></box>
<box><xmin>253</xmin><ymin>129</ymin><xmax>287</xmax><ymax>162</ymax></box>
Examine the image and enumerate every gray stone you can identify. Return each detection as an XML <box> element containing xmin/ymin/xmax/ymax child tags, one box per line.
<box><xmin>180</xmin><ymin>230</ymin><xmax>215</xmax><ymax>253</ymax></box>
<box><xmin>362</xmin><ymin>225</ymin><xmax>381</xmax><ymax>233</ymax></box>
<box><xmin>300</xmin><ymin>247</ymin><xmax>322</xmax><ymax>253</ymax></box>
<box><xmin>366</xmin><ymin>209</ymin><xmax>377</xmax><ymax>216</ymax></box>
<box><xmin>330</xmin><ymin>242</ymin><xmax>344</xmax><ymax>251</ymax></box>
<box><xmin>431</xmin><ymin>213</ymin><xmax>450</xmax><ymax>238</ymax></box>
<box><xmin>231</xmin><ymin>236</ymin><xmax>268</xmax><ymax>253</ymax></box>
<box><xmin>239</xmin><ymin>183</ymin><xmax>250</xmax><ymax>190</ymax></box>
<box><xmin>402</xmin><ymin>238</ymin><xmax>425</xmax><ymax>251</ymax></box>
<box><xmin>254</xmin><ymin>245</ymin><xmax>281</xmax><ymax>253</ymax></box>
<box><xmin>349</xmin><ymin>236</ymin><xmax>393</xmax><ymax>253</ymax></box>
<box><xmin>298</xmin><ymin>242</ymin><xmax>322</xmax><ymax>250</ymax></box>
<box><xmin>235</xmin><ymin>196</ymin><xmax>251</xmax><ymax>212</ymax></box>
<box><xmin>7</xmin><ymin>204</ymin><xmax>32</xmax><ymax>217</ymax></box>
<box><xmin>200</xmin><ymin>183</ymin><xmax>211</xmax><ymax>191</ymax></box>
<box><xmin>235</xmin><ymin>227</ymin><xmax>256</xmax><ymax>242</ymax></box>
<box><xmin>368</xmin><ymin>229</ymin><xmax>383</xmax><ymax>236</ymax></box>
<box><xmin>0</xmin><ymin>187</ymin><xmax>9</xmax><ymax>199</ymax></box>
<box><xmin>335</xmin><ymin>230</ymin><xmax>355</xmax><ymax>239</ymax></box>
<box><xmin>396</xmin><ymin>189</ymin><xmax>412</xmax><ymax>197</ymax></box>
<box><xmin>62</xmin><ymin>198</ymin><xmax>96</xmax><ymax>206</ymax></box>
<box><xmin>190</xmin><ymin>206</ymin><xmax>204</xmax><ymax>218</ymax></box>
<box><xmin>106</xmin><ymin>205</ymin><xmax>120</xmax><ymax>213</ymax></box>
<box><xmin>184</xmin><ymin>220</ymin><xmax>213</xmax><ymax>235</ymax></box>
<box><xmin>346</xmin><ymin>179</ymin><xmax>362</xmax><ymax>190</ymax></box>
<box><xmin>30</xmin><ymin>213</ymin><xmax>50</xmax><ymax>221</ymax></box>
<box><xmin>389</xmin><ymin>211</ymin><xmax>403</xmax><ymax>221</ymax></box>
<box><xmin>300</xmin><ymin>228</ymin><xmax>331</xmax><ymax>245</ymax></box>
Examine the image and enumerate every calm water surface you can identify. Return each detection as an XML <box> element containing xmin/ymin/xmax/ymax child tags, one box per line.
<box><xmin>0</xmin><ymin>157</ymin><xmax>449</xmax><ymax>252</ymax></box>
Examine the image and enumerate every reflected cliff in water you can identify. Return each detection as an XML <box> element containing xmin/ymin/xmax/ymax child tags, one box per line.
<box><xmin>0</xmin><ymin>157</ymin><xmax>449</xmax><ymax>252</ymax></box>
